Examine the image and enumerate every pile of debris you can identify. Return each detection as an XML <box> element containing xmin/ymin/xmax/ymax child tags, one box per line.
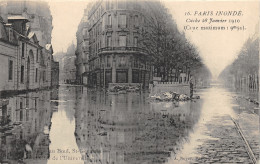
<box><xmin>109</xmin><ymin>85</ymin><xmax>141</xmax><ymax>93</ymax></box>
<box><xmin>149</xmin><ymin>92</ymin><xmax>200</xmax><ymax>102</ymax></box>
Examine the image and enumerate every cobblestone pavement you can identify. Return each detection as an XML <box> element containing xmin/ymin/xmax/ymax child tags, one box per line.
<box><xmin>166</xmin><ymin>87</ymin><xmax>259</xmax><ymax>164</ymax></box>
<box><xmin>234</xmin><ymin>112</ymin><xmax>259</xmax><ymax>161</ymax></box>
<box><xmin>194</xmin><ymin>115</ymin><xmax>253</xmax><ymax>164</ymax></box>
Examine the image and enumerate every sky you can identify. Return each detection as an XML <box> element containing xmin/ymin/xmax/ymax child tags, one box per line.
<box><xmin>48</xmin><ymin>0</ymin><xmax>259</xmax><ymax>78</ymax></box>
<box><xmin>48</xmin><ymin>0</ymin><xmax>89</xmax><ymax>53</ymax></box>
<box><xmin>165</xmin><ymin>1</ymin><xmax>259</xmax><ymax>78</ymax></box>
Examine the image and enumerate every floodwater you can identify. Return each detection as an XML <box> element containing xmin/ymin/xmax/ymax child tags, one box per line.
<box><xmin>0</xmin><ymin>85</ymin><xmax>258</xmax><ymax>164</ymax></box>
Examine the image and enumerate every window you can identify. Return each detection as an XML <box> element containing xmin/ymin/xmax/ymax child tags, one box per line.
<box><xmin>20</xmin><ymin>110</ymin><xmax>23</xmax><ymax>121</ymax></box>
<box><xmin>8</xmin><ymin>60</ymin><xmax>13</xmax><ymax>80</ymax></box>
<box><xmin>107</xmin><ymin>56</ymin><xmax>111</xmax><ymax>67</ymax></box>
<box><xmin>134</xmin><ymin>58</ymin><xmax>138</xmax><ymax>68</ymax></box>
<box><xmin>20</xmin><ymin>98</ymin><xmax>23</xmax><ymax>109</ymax></box>
<box><xmin>118</xmin><ymin>14</ymin><xmax>126</xmax><ymax>28</ymax></box>
<box><xmin>108</xmin><ymin>15</ymin><xmax>112</xmax><ymax>26</ymax></box>
<box><xmin>36</xmin><ymin>49</ymin><xmax>39</xmax><ymax>62</ymax></box>
<box><xmin>26</xmin><ymin>110</ymin><xmax>29</xmax><ymax>121</ymax></box>
<box><xmin>43</xmin><ymin>71</ymin><xmax>46</xmax><ymax>82</ymax></box>
<box><xmin>35</xmin><ymin>68</ymin><xmax>38</xmax><ymax>82</ymax></box>
<box><xmin>83</xmin><ymin>28</ymin><xmax>88</xmax><ymax>36</ymax></box>
<box><xmin>26</xmin><ymin>97</ymin><xmax>29</xmax><ymax>108</ymax></box>
<box><xmin>118</xmin><ymin>56</ymin><xmax>126</xmax><ymax>67</ymax></box>
<box><xmin>119</xmin><ymin>36</ymin><xmax>126</xmax><ymax>47</ymax></box>
<box><xmin>134</xmin><ymin>15</ymin><xmax>139</xmax><ymax>27</ymax></box>
<box><xmin>21</xmin><ymin>65</ymin><xmax>24</xmax><ymax>83</ymax></box>
<box><xmin>22</xmin><ymin>43</ymin><xmax>25</xmax><ymax>57</ymax></box>
<box><xmin>134</xmin><ymin>37</ymin><xmax>138</xmax><ymax>47</ymax></box>
<box><xmin>35</xmin><ymin>99</ymin><xmax>37</xmax><ymax>108</ymax></box>
<box><xmin>107</xmin><ymin>36</ymin><xmax>112</xmax><ymax>47</ymax></box>
<box><xmin>9</xmin><ymin>29</ymin><xmax>13</xmax><ymax>42</ymax></box>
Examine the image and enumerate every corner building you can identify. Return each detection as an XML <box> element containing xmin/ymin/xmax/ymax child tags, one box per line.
<box><xmin>87</xmin><ymin>0</ymin><xmax>152</xmax><ymax>88</ymax></box>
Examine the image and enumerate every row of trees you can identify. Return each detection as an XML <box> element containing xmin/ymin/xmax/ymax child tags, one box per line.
<box><xmin>140</xmin><ymin>1</ymin><xmax>208</xmax><ymax>82</ymax></box>
<box><xmin>219</xmin><ymin>36</ymin><xmax>259</xmax><ymax>90</ymax></box>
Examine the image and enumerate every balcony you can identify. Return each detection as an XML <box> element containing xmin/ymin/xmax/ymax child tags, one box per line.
<box><xmin>98</xmin><ymin>47</ymin><xmax>148</xmax><ymax>54</ymax></box>
<box><xmin>118</xmin><ymin>24</ymin><xmax>127</xmax><ymax>29</ymax></box>
<box><xmin>105</xmin><ymin>25</ymin><xmax>112</xmax><ymax>29</ymax></box>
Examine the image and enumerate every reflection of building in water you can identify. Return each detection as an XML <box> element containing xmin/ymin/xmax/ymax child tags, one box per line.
<box><xmin>0</xmin><ymin>90</ymin><xmax>54</xmax><ymax>163</ymax></box>
<box><xmin>75</xmin><ymin>90</ymin><xmax>202</xmax><ymax>164</ymax></box>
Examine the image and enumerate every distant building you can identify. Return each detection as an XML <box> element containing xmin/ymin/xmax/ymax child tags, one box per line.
<box><xmin>51</xmin><ymin>60</ymin><xmax>59</xmax><ymax>87</ymax></box>
<box><xmin>61</xmin><ymin>55</ymin><xmax>77</xmax><ymax>84</ymax></box>
<box><xmin>75</xmin><ymin>7</ymin><xmax>89</xmax><ymax>85</ymax></box>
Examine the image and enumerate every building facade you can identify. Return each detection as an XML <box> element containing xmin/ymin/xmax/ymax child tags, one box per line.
<box><xmin>76</xmin><ymin>0</ymin><xmax>154</xmax><ymax>88</ymax></box>
<box><xmin>61</xmin><ymin>55</ymin><xmax>77</xmax><ymax>84</ymax></box>
<box><xmin>0</xmin><ymin>1</ymin><xmax>59</xmax><ymax>94</ymax></box>
<box><xmin>51</xmin><ymin>59</ymin><xmax>59</xmax><ymax>87</ymax></box>
<box><xmin>75</xmin><ymin>7</ymin><xmax>90</xmax><ymax>85</ymax></box>
<box><xmin>0</xmin><ymin>17</ymin><xmax>18</xmax><ymax>92</ymax></box>
<box><xmin>0</xmin><ymin>16</ymin><xmax>57</xmax><ymax>94</ymax></box>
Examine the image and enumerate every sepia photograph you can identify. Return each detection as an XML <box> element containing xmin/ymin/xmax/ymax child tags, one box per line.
<box><xmin>0</xmin><ymin>0</ymin><xmax>259</xmax><ymax>163</ymax></box>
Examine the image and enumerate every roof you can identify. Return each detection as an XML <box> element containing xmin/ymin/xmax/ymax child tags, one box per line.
<box><xmin>45</xmin><ymin>44</ymin><xmax>53</xmax><ymax>54</ymax></box>
<box><xmin>45</xmin><ymin>44</ymin><xmax>52</xmax><ymax>50</ymax></box>
<box><xmin>28</xmin><ymin>32</ymin><xmax>35</xmax><ymax>39</ymax></box>
<box><xmin>8</xmin><ymin>15</ymin><xmax>29</xmax><ymax>22</ymax></box>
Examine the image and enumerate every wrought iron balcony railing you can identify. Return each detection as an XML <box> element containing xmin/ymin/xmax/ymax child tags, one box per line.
<box><xmin>98</xmin><ymin>46</ymin><xmax>148</xmax><ymax>54</ymax></box>
<box><xmin>105</xmin><ymin>25</ymin><xmax>112</xmax><ymax>29</ymax></box>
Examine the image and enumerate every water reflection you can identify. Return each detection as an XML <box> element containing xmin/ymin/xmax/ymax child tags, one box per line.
<box><xmin>74</xmin><ymin>87</ymin><xmax>203</xmax><ymax>164</ymax></box>
<box><xmin>0</xmin><ymin>86</ymin><xmax>203</xmax><ymax>164</ymax></box>
<box><xmin>0</xmin><ymin>89</ymin><xmax>58</xmax><ymax>163</ymax></box>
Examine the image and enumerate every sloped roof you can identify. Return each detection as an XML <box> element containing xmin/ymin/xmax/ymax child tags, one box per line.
<box><xmin>28</xmin><ymin>32</ymin><xmax>35</xmax><ymax>39</ymax></box>
<box><xmin>28</xmin><ymin>32</ymin><xmax>39</xmax><ymax>44</ymax></box>
<box><xmin>45</xmin><ymin>44</ymin><xmax>52</xmax><ymax>50</ymax></box>
<box><xmin>45</xmin><ymin>44</ymin><xmax>53</xmax><ymax>54</ymax></box>
<box><xmin>8</xmin><ymin>15</ymin><xmax>28</xmax><ymax>21</ymax></box>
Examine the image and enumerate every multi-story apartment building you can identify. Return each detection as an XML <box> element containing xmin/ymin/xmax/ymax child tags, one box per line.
<box><xmin>80</xmin><ymin>0</ymin><xmax>152</xmax><ymax>88</ymax></box>
<box><xmin>75</xmin><ymin>7</ymin><xmax>90</xmax><ymax>85</ymax></box>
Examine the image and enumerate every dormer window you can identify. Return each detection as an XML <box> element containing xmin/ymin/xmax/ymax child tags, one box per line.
<box><xmin>9</xmin><ymin>29</ymin><xmax>13</xmax><ymax>42</ymax></box>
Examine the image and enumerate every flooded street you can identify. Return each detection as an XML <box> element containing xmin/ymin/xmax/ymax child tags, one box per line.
<box><xmin>0</xmin><ymin>85</ymin><xmax>259</xmax><ymax>164</ymax></box>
